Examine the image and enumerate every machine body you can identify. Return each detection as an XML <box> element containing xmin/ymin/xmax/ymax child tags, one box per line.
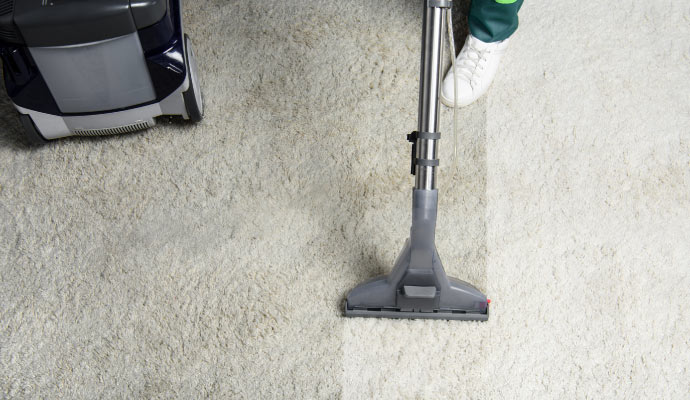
<box><xmin>0</xmin><ymin>0</ymin><xmax>203</xmax><ymax>143</ymax></box>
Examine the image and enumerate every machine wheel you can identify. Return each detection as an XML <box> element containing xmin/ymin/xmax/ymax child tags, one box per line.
<box><xmin>182</xmin><ymin>35</ymin><xmax>204</xmax><ymax>122</ymax></box>
<box><xmin>18</xmin><ymin>114</ymin><xmax>47</xmax><ymax>145</ymax></box>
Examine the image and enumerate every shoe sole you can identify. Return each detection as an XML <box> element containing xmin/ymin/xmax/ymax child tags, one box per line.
<box><xmin>440</xmin><ymin>92</ymin><xmax>472</xmax><ymax>108</ymax></box>
<box><xmin>440</xmin><ymin>92</ymin><xmax>455</xmax><ymax>108</ymax></box>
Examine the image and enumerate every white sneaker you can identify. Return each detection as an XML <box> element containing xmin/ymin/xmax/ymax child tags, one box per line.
<box><xmin>441</xmin><ymin>34</ymin><xmax>509</xmax><ymax>107</ymax></box>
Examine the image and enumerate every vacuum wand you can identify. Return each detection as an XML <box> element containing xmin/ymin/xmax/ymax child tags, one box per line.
<box><xmin>415</xmin><ymin>1</ymin><xmax>445</xmax><ymax>190</ymax></box>
<box><xmin>344</xmin><ymin>0</ymin><xmax>489</xmax><ymax>320</ymax></box>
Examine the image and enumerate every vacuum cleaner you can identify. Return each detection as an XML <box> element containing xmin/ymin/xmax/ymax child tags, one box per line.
<box><xmin>0</xmin><ymin>0</ymin><xmax>203</xmax><ymax>144</ymax></box>
<box><xmin>345</xmin><ymin>0</ymin><xmax>489</xmax><ymax>320</ymax></box>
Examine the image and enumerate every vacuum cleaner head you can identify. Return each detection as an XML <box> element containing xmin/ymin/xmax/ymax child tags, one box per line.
<box><xmin>344</xmin><ymin>0</ymin><xmax>487</xmax><ymax>321</ymax></box>
<box><xmin>345</xmin><ymin>190</ymin><xmax>489</xmax><ymax>321</ymax></box>
<box><xmin>0</xmin><ymin>0</ymin><xmax>203</xmax><ymax>144</ymax></box>
<box><xmin>345</xmin><ymin>270</ymin><xmax>489</xmax><ymax>321</ymax></box>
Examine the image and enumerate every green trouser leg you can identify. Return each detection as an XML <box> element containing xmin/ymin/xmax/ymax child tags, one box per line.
<box><xmin>468</xmin><ymin>0</ymin><xmax>524</xmax><ymax>43</ymax></box>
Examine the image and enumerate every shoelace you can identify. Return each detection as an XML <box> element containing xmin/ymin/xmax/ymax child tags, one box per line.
<box><xmin>455</xmin><ymin>39</ymin><xmax>490</xmax><ymax>87</ymax></box>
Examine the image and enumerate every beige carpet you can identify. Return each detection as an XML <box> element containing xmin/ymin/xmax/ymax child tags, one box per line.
<box><xmin>1</xmin><ymin>0</ymin><xmax>689</xmax><ymax>398</ymax></box>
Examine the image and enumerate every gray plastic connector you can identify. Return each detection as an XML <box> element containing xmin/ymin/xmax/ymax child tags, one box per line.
<box><xmin>427</xmin><ymin>0</ymin><xmax>452</xmax><ymax>9</ymax></box>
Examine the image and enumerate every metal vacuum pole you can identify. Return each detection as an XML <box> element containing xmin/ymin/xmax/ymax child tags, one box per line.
<box><xmin>416</xmin><ymin>2</ymin><xmax>444</xmax><ymax>191</ymax></box>
<box><xmin>344</xmin><ymin>0</ymin><xmax>489</xmax><ymax>320</ymax></box>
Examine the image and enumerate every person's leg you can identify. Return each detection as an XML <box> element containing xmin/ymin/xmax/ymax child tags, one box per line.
<box><xmin>441</xmin><ymin>0</ymin><xmax>523</xmax><ymax>107</ymax></box>
<box><xmin>468</xmin><ymin>0</ymin><xmax>523</xmax><ymax>43</ymax></box>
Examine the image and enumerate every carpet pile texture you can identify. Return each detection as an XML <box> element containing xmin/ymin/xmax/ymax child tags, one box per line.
<box><xmin>1</xmin><ymin>0</ymin><xmax>688</xmax><ymax>397</ymax></box>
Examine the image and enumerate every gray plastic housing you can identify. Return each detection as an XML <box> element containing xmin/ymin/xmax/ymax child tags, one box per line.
<box><xmin>13</xmin><ymin>34</ymin><xmax>194</xmax><ymax>139</ymax></box>
<box><xmin>345</xmin><ymin>189</ymin><xmax>489</xmax><ymax>320</ymax></box>
<box><xmin>130</xmin><ymin>0</ymin><xmax>168</xmax><ymax>29</ymax></box>
<box><xmin>29</xmin><ymin>33</ymin><xmax>156</xmax><ymax>114</ymax></box>
<box><xmin>6</xmin><ymin>0</ymin><xmax>168</xmax><ymax>46</ymax></box>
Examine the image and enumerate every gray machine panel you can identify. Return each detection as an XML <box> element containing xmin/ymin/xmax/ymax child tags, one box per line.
<box><xmin>130</xmin><ymin>0</ymin><xmax>168</xmax><ymax>29</ymax></box>
<box><xmin>29</xmin><ymin>33</ymin><xmax>156</xmax><ymax>114</ymax></box>
<box><xmin>13</xmin><ymin>0</ymin><xmax>136</xmax><ymax>47</ymax></box>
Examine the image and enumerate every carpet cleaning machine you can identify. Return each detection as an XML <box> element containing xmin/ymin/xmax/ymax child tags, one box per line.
<box><xmin>345</xmin><ymin>0</ymin><xmax>489</xmax><ymax>320</ymax></box>
<box><xmin>0</xmin><ymin>0</ymin><xmax>203</xmax><ymax>143</ymax></box>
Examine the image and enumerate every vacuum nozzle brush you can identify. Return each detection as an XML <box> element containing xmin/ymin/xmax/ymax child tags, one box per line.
<box><xmin>344</xmin><ymin>190</ymin><xmax>489</xmax><ymax>321</ymax></box>
<box><xmin>345</xmin><ymin>278</ymin><xmax>489</xmax><ymax>321</ymax></box>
